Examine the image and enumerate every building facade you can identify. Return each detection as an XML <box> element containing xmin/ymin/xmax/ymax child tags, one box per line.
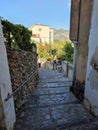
<box><xmin>29</xmin><ymin>24</ymin><xmax>54</xmax><ymax>44</ymax></box>
<box><xmin>70</xmin><ymin>0</ymin><xmax>98</xmax><ymax>116</ymax></box>
<box><xmin>84</xmin><ymin>0</ymin><xmax>98</xmax><ymax>116</ymax></box>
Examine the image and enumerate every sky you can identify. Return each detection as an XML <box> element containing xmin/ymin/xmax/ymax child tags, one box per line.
<box><xmin>0</xmin><ymin>0</ymin><xmax>71</xmax><ymax>30</ymax></box>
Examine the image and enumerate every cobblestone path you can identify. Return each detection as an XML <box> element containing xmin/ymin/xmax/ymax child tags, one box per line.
<box><xmin>14</xmin><ymin>69</ymin><xmax>98</xmax><ymax>130</ymax></box>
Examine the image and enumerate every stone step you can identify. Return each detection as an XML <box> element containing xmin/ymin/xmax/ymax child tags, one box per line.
<box><xmin>37</xmin><ymin>82</ymin><xmax>72</xmax><ymax>88</ymax></box>
<box><xmin>33</xmin><ymin>87</ymin><xmax>70</xmax><ymax>95</ymax></box>
<box><xmin>29</xmin><ymin>92</ymin><xmax>79</xmax><ymax>107</ymax></box>
<box><xmin>61</xmin><ymin>120</ymin><xmax>98</xmax><ymax>130</ymax></box>
<box><xmin>14</xmin><ymin>69</ymin><xmax>97</xmax><ymax>130</ymax></box>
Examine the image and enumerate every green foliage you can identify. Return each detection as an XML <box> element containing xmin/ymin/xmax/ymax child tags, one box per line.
<box><xmin>36</xmin><ymin>40</ymin><xmax>74</xmax><ymax>62</ymax></box>
<box><xmin>31</xmin><ymin>42</ymin><xmax>36</xmax><ymax>47</ymax></box>
<box><xmin>53</xmin><ymin>41</ymin><xmax>66</xmax><ymax>59</ymax></box>
<box><xmin>1</xmin><ymin>19</ymin><xmax>14</xmax><ymax>47</ymax></box>
<box><xmin>37</xmin><ymin>43</ymin><xmax>52</xmax><ymax>60</ymax></box>
<box><xmin>1</xmin><ymin>18</ymin><xmax>35</xmax><ymax>51</ymax></box>
<box><xmin>62</xmin><ymin>41</ymin><xmax>74</xmax><ymax>63</ymax></box>
<box><xmin>37</xmin><ymin>41</ymin><xmax>67</xmax><ymax>61</ymax></box>
<box><xmin>12</xmin><ymin>24</ymin><xmax>32</xmax><ymax>51</ymax></box>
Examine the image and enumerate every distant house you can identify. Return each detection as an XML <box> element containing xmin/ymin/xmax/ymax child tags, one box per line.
<box><xmin>29</xmin><ymin>24</ymin><xmax>54</xmax><ymax>44</ymax></box>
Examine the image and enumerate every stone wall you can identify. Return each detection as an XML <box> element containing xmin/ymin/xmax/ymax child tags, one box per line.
<box><xmin>44</xmin><ymin>61</ymin><xmax>53</xmax><ymax>70</ymax></box>
<box><xmin>7</xmin><ymin>47</ymin><xmax>38</xmax><ymax>111</ymax></box>
<box><xmin>62</xmin><ymin>61</ymin><xmax>73</xmax><ymax>79</ymax></box>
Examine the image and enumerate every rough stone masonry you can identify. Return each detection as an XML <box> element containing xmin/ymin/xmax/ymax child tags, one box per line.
<box><xmin>7</xmin><ymin>47</ymin><xmax>38</xmax><ymax>111</ymax></box>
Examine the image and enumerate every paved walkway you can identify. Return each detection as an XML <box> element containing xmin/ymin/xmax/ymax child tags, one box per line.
<box><xmin>14</xmin><ymin>69</ymin><xmax>98</xmax><ymax>130</ymax></box>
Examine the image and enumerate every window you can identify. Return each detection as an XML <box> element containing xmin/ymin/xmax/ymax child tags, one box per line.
<box><xmin>39</xmin><ymin>28</ymin><xmax>42</xmax><ymax>31</ymax></box>
<box><xmin>39</xmin><ymin>38</ymin><xmax>42</xmax><ymax>43</ymax></box>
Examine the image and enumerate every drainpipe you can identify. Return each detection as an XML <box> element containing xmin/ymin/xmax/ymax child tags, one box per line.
<box><xmin>72</xmin><ymin>41</ymin><xmax>78</xmax><ymax>86</ymax></box>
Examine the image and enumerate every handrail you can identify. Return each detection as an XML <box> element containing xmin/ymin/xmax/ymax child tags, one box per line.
<box><xmin>4</xmin><ymin>71</ymin><xmax>37</xmax><ymax>101</ymax></box>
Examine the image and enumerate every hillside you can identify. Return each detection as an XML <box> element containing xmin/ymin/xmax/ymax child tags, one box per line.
<box><xmin>53</xmin><ymin>29</ymin><xmax>69</xmax><ymax>42</ymax></box>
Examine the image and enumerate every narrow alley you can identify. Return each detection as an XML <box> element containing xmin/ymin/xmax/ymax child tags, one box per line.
<box><xmin>14</xmin><ymin>69</ymin><xmax>98</xmax><ymax>130</ymax></box>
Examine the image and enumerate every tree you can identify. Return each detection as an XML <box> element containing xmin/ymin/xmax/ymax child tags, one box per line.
<box><xmin>1</xmin><ymin>18</ymin><xmax>35</xmax><ymax>51</ymax></box>
<box><xmin>12</xmin><ymin>24</ymin><xmax>32</xmax><ymax>51</ymax></box>
<box><xmin>53</xmin><ymin>41</ymin><xmax>66</xmax><ymax>59</ymax></box>
<box><xmin>1</xmin><ymin>19</ymin><xmax>14</xmax><ymax>47</ymax></box>
<box><xmin>62</xmin><ymin>41</ymin><xmax>74</xmax><ymax>63</ymax></box>
<box><xmin>36</xmin><ymin>41</ymin><xmax>68</xmax><ymax>61</ymax></box>
<box><xmin>37</xmin><ymin>43</ymin><xmax>51</xmax><ymax>60</ymax></box>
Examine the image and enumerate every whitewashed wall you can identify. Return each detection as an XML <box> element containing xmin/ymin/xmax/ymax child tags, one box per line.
<box><xmin>0</xmin><ymin>21</ymin><xmax>16</xmax><ymax>129</ymax></box>
<box><xmin>84</xmin><ymin>0</ymin><xmax>98</xmax><ymax>116</ymax></box>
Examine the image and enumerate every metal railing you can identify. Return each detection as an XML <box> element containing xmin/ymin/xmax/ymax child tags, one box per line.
<box><xmin>4</xmin><ymin>71</ymin><xmax>37</xmax><ymax>101</ymax></box>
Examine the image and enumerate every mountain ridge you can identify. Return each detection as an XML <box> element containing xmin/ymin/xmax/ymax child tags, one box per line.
<box><xmin>53</xmin><ymin>28</ymin><xmax>69</xmax><ymax>42</ymax></box>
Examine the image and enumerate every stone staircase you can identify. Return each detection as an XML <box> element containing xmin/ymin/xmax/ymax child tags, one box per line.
<box><xmin>14</xmin><ymin>69</ymin><xmax>98</xmax><ymax>130</ymax></box>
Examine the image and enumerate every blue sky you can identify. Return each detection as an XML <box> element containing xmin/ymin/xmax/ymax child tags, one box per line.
<box><xmin>0</xmin><ymin>0</ymin><xmax>71</xmax><ymax>30</ymax></box>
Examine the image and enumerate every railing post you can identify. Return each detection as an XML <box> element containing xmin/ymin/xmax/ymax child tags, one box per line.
<box><xmin>66</xmin><ymin>61</ymin><xmax>69</xmax><ymax>77</ymax></box>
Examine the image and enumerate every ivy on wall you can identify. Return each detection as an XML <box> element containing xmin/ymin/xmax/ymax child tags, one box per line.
<box><xmin>0</xmin><ymin>17</ymin><xmax>36</xmax><ymax>51</ymax></box>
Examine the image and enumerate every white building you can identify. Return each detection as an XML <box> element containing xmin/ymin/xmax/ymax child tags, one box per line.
<box><xmin>29</xmin><ymin>24</ymin><xmax>54</xmax><ymax>44</ymax></box>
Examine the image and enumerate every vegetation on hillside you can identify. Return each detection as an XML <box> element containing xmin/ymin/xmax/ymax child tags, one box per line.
<box><xmin>0</xmin><ymin>17</ymin><xmax>36</xmax><ymax>51</ymax></box>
